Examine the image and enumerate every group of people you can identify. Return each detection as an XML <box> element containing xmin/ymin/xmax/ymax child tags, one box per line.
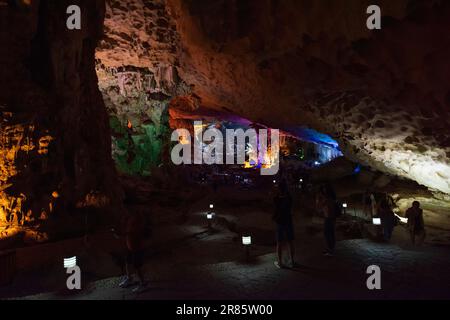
<box><xmin>272</xmin><ymin>181</ymin><xmax>340</xmax><ymax>269</ymax></box>
<box><xmin>115</xmin><ymin>183</ymin><xmax>427</xmax><ymax>289</ymax></box>
<box><xmin>376</xmin><ymin>198</ymin><xmax>425</xmax><ymax>245</ymax></box>
<box><xmin>272</xmin><ymin>180</ymin><xmax>427</xmax><ymax>269</ymax></box>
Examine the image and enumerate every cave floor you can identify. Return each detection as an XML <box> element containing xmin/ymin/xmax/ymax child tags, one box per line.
<box><xmin>9</xmin><ymin>236</ymin><xmax>450</xmax><ymax>300</ymax></box>
<box><xmin>2</xmin><ymin>186</ymin><xmax>450</xmax><ymax>300</ymax></box>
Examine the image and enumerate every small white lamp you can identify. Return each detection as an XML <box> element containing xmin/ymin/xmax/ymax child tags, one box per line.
<box><xmin>64</xmin><ymin>256</ymin><xmax>77</xmax><ymax>268</ymax></box>
<box><xmin>242</xmin><ymin>236</ymin><xmax>252</xmax><ymax>246</ymax></box>
<box><xmin>372</xmin><ymin>218</ymin><xmax>381</xmax><ymax>225</ymax></box>
<box><xmin>242</xmin><ymin>235</ymin><xmax>252</xmax><ymax>261</ymax></box>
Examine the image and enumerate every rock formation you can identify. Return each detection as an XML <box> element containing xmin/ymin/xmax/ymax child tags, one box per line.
<box><xmin>96</xmin><ymin>0</ymin><xmax>450</xmax><ymax>194</ymax></box>
<box><xmin>0</xmin><ymin>0</ymin><xmax>121</xmax><ymax>242</ymax></box>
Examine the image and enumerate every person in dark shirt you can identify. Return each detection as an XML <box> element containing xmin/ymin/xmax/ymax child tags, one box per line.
<box><xmin>405</xmin><ymin>201</ymin><xmax>425</xmax><ymax>246</ymax></box>
<box><xmin>118</xmin><ymin>207</ymin><xmax>146</xmax><ymax>293</ymax></box>
<box><xmin>273</xmin><ymin>180</ymin><xmax>297</xmax><ymax>268</ymax></box>
<box><xmin>378</xmin><ymin>199</ymin><xmax>396</xmax><ymax>242</ymax></box>
<box><xmin>316</xmin><ymin>184</ymin><xmax>337</xmax><ymax>256</ymax></box>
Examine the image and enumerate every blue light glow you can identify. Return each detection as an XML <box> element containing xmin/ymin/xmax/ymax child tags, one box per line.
<box><xmin>289</xmin><ymin>127</ymin><xmax>341</xmax><ymax>150</ymax></box>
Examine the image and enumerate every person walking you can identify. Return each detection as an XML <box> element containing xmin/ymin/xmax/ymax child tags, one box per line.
<box><xmin>273</xmin><ymin>180</ymin><xmax>297</xmax><ymax>268</ymax></box>
<box><xmin>405</xmin><ymin>201</ymin><xmax>426</xmax><ymax>246</ymax></box>
<box><xmin>117</xmin><ymin>205</ymin><xmax>147</xmax><ymax>293</ymax></box>
<box><xmin>378</xmin><ymin>199</ymin><xmax>396</xmax><ymax>242</ymax></box>
<box><xmin>317</xmin><ymin>184</ymin><xmax>337</xmax><ymax>256</ymax></box>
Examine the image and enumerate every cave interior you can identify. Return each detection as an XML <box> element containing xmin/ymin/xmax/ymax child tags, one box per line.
<box><xmin>0</xmin><ymin>0</ymin><xmax>450</xmax><ymax>300</ymax></box>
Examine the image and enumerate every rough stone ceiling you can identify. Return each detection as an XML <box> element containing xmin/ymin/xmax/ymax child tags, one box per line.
<box><xmin>96</xmin><ymin>0</ymin><xmax>450</xmax><ymax>194</ymax></box>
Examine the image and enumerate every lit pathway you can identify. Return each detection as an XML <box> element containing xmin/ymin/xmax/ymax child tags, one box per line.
<box><xmin>13</xmin><ymin>237</ymin><xmax>450</xmax><ymax>300</ymax></box>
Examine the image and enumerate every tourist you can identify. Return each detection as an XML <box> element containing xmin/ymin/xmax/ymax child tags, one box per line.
<box><xmin>405</xmin><ymin>201</ymin><xmax>426</xmax><ymax>246</ymax></box>
<box><xmin>317</xmin><ymin>184</ymin><xmax>337</xmax><ymax>256</ymax></box>
<box><xmin>273</xmin><ymin>180</ymin><xmax>297</xmax><ymax>268</ymax></box>
<box><xmin>378</xmin><ymin>199</ymin><xmax>396</xmax><ymax>241</ymax></box>
<box><xmin>118</xmin><ymin>204</ymin><xmax>147</xmax><ymax>293</ymax></box>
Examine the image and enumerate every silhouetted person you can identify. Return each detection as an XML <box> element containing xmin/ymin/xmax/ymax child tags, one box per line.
<box><xmin>405</xmin><ymin>201</ymin><xmax>425</xmax><ymax>246</ymax></box>
<box><xmin>370</xmin><ymin>193</ymin><xmax>377</xmax><ymax>218</ymax></box>
<box><xmin>378</xmin><ymin>199</ymin><xmax>396</xmax><ymax>241</ymax></box>
<box><xmin>273</xmin><ymin>180</ymin><xmax>296</xmax><ymax>268</ymax></box>
<box><xmin>118</xmin><ymin>206</ymin><xmax>146</xmax><ymax>292</ymax></box>
<box><xmin>317</xmin><ymin>184</ymin><xmax>337</xmax><ymax>256</ymax></box>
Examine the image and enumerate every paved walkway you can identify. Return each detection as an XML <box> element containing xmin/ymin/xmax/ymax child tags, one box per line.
<box><xmin>12</xmin><ymin>235</ymin><xmax>450</xmax><ymax>300</ymax></box>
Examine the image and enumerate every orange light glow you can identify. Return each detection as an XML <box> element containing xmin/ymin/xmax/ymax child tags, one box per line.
<box><xmin>179</xmin><ymin>134</ymin><xmax>190</xmax><ymax>145</ymax></box>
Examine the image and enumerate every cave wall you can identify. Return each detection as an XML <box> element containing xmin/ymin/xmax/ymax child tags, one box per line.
<box><xmin>95</xmin><ymin>0</ymin><xmax>450</xmax><ymax>194</ymax></box>
<box><xmin>166</xmin><ymin>0</ymin><xmax>450</xmax><ymax>194</ymax></box>
<box><xmin>98</xmin><ymin>66</ymin><xmax>174</xmax><ymax>175</ymax></box>
<box><xmin>96</xmin><ymin>0</ymin><xmax>193</xmax><ymax>175</ymax></box>
<box><xmin>0</xmin><ymin>0</ymin><xmax>121</xmax><ymax>241</ymax></box>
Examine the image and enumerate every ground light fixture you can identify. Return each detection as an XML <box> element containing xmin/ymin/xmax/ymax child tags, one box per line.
<box><xmin>242</xmin><ymin>236</ymin><xmax>252</xmax><ymax>261</ymax></box>
<box><xmin>209</xmin><ymin>204</ymin><xmax>214</xmax><ymax>209</ymax></box>
<box><xmin>298</xmin><ymin>178</ymin><xmax>304</xmax><ymax>190</ymax></box>
<box><xmin>342</xmin><ymin>202</ymin><xmax>348</xmax><ymax>215</ymax></box>
<box><xmin>372</xmin><ymin>218</ymin><xmax>381</xmax><ymax>225</ymax></box>
<box><xmin>63</xmin><ymin>256</ymin><xmax>77</xmax><ymax>268</ymax></box>
<box><xmin>242</xmin><ymin>236</ymin><xmax>252</xmax><ymax>245</ymax></box>
<box><xmin>206</xmin><ymin>212</ymin><xmax>215</xmax><ymax>230</ymax></box>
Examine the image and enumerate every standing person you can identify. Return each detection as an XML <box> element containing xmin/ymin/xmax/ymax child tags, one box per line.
<box><xmin>378</xmin><ymin>199</ymin><xmax>396</xmax><ymax>242</ymax></box>
<box><xmin>405</xmin><ymin>201</ymin><xmax>426</xmax><ymax>246</ymax></box>
<box><xmin>273</xmin><ymin>180</ymin><xmax>297</xmax><ymax>269</ymax></box>
<box><xmin>118</xmin><ymin>205</ymin><xmax>147</xmax><ymax>293</ymax></box>
<box><xmin>317</xmin><ymin>184</ymin><xmax>337</xmax><ymax>256</ymax></box>
<box><xmin>370</xmin><ymin>193</ymin><xmax>377</xmax><ymax>218</ymax></box>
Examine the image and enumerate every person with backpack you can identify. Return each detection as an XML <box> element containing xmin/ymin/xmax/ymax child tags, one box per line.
<box><xmin>405</xmin><ymin>201</ymin><xmax>426</xmax><ymax>246</ymax></box>
<box><xmin>273</xmin><ymin>180</ymin><xmax>297</xmax><ymax>268</ymax></box>
<box><xmin>317</xmin><ymin>184</ymin><xmax>338</xmax><ymax>256</ymax></box>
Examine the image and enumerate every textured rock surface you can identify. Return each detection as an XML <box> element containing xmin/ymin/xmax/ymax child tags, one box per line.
<box><xmin>96</xmin><ymin>0</ymin><xmax>450</xmax><ymax>194</ymax></box>
<box><xmin>0</xmin><ymin>0</ymin><xmax>121</xmax><ymax>240</ymax></box>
